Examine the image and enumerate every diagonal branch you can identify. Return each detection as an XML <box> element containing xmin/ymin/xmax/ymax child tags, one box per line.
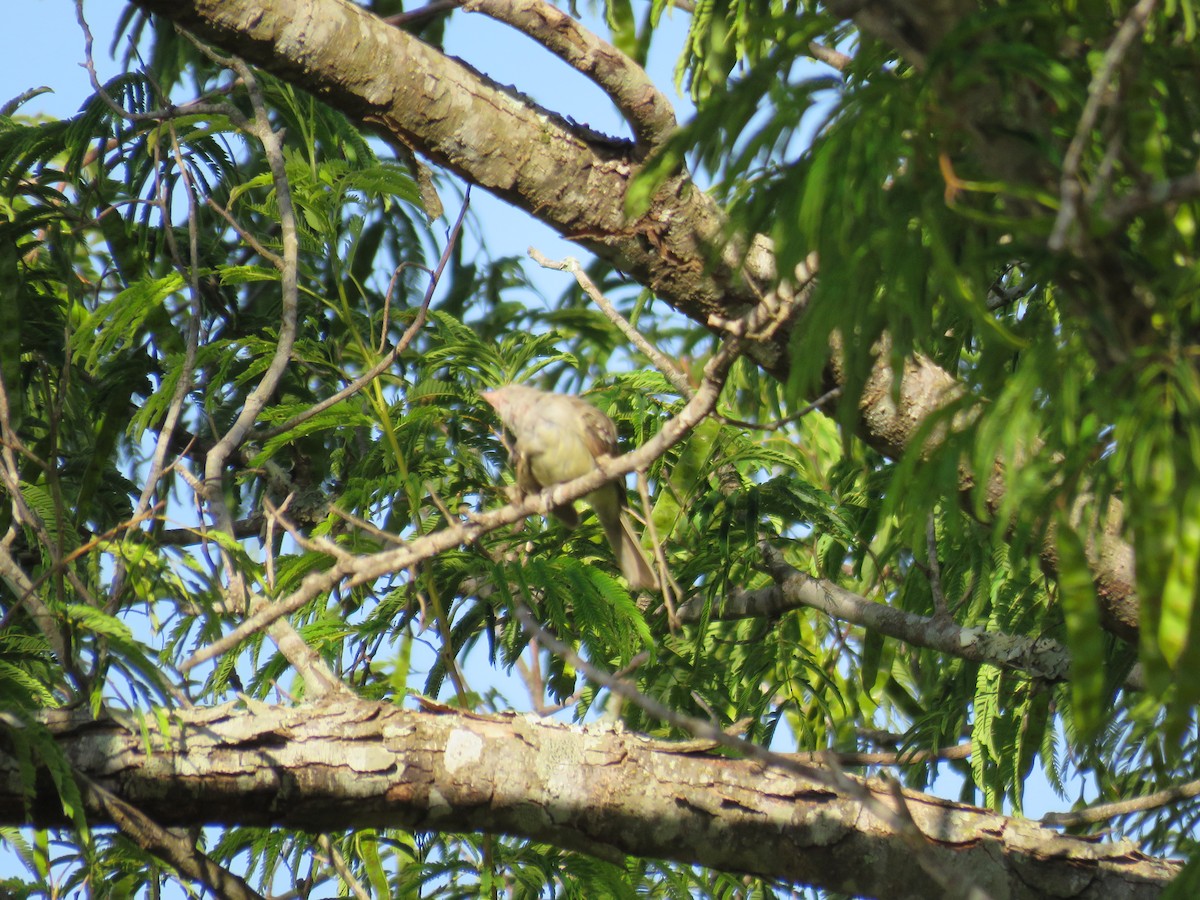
<box><xmin>179</xmin><ymin>282</ymin><xmax>787</xmax><ymax>673</ymax></box>
<box><xmin>79</xmin><ymin>772</ymin><xmax>265</xmax><ymax>900</ymax></box>
<box><xmin>457</xmin><ymin>0</ymin><xmax>677</xmax><ymax>148</ymax></box>
<box><xmin>130</xmin><ymin>0</ymin><xmax>790</xmax><ymax>374</ymax></box>
<box><xmin>1049</xmin><ymin>0</ymin><xmax>1160</xmax><ymax>252</ymax></box>
<box><xmin>530</xmin><ymin>247</ymin><xmax>694</xmax><ymax>397</ymax></box>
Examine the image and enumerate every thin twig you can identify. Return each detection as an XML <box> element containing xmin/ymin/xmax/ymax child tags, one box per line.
<box><xmin>1048</xmin><ymin>0</ymin><xmax>1158</xmax><ymax>252</ymax></box>
<box><xmin>383</xmin><ymin>1</ymin><xmax>460</xmax><ymax>29</ymax></box>
<box><xmin>75</xmin><ymin>2</ymin><xmax>234</xmax><ymax>123</ymax></box>
<box><xmin>202</xmin><ymin>57</ymin><xmax>301</xmax><ymax>483</ymax></box>
<box><xmin>188</xmin><ymin>53</ymin><xmax>345</xmax><ymax>699</ymax></box>
<box><xmin>530</xmin><ymin>248</ymin><xmax>694</xmax><ymax>398</ymax></box>
<box><xmin>1043</xmin><ymin>777</ymin><xmax>1200</xmax><ymax>828</ymax></box>
<box><xmin>0</xmin><ymin>542</ymin><xmax>71</xmax><ymax>677</ymax></box>
<box><xmin>257</xmin><ymin>189</ymin><xmax>470</xmax><ymax>442</ymax></box>
<box><xmin>108</xmin><ymin>93</ymin><xmax>208</xmax><ymax>614</ymax></box>
<box><xmin>0</xmin><ymin>379</ymin><xmax>95</xmax><ymax>682</ymax></box>
<box><xmin>206</xmin><ymin>197</ymin><xmax>284</xmax><ymax>268</ymax></box>
<box><xmin>379</xmin><ymin>260</ymin><xmax>433</xmax><ymax>353</ymax></box>
<box><xmin>327</xmin><ymin>505</ymin><xmax>406</xmax><ymax>547</ymax></box>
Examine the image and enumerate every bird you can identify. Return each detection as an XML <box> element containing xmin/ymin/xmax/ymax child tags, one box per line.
<box><xmin>481</xmin><ymin>384</ymin><xmax>656</xmax><ymax>590</ymax></box>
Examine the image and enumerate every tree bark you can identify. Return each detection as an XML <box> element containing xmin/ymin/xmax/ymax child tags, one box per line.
<box><xmin>3</xmin><ymin>701</ymin><xmax>1176</xmax><ymax>900</ymax></box>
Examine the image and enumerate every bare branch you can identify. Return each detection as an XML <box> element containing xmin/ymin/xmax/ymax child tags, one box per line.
<box><xmin>0</xmin><ymin>541</ymin><xmax>72</xmax><ymax>678</ymax></box>
<box><xmin>78</xmin><ymin>772</ymin><xmax>265</xmax><ymax>900</ymax></box>
<box><xmin>179</xmin><ymin>286</ymin><xmax>780</xmax><ymax>673</ymax></box>
<box><xmin>206</xmin><ymin>196</ymin><xmax>284</xmax><ymax>268</ymax></box>
<box><xmin>531</xmin><ymin>248</ymin><xmax>694</xmax><ymax>397</ymax></box>
<box><xmin>458</xmin><ymin>0</ymin><xmax>677</xmax><ymax>147</ymax></box>
<box><xmin>317</xmin><ymin>835</ymin><xmax>371</xmax><ymax>900</ymax></box>
<box><xmin>1043</xmin><ymin>777</ymin><xmax>1200</xmax><ymax>828</ymax></box>
<box><xmin>202</xmin><ymin>57</ymin><xmax>301</xmax><ymax>484</ymax></box>
<box><xmin>1049</xmin><ymin>0</ymin><xmax>1159</xmax><ymax>252</ymax></box>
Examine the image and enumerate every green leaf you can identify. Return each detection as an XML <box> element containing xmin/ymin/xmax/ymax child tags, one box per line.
<box><xmin>606</xmin><ymin>0</ymin><xmax>639</xmax><ymax>60</ymax></box>
<box><xmin>1163</xmin><ymin>851</ymin><xmax>1200</xmax><ymax>900</ymax></box>
<box><xmin>1055</xmin><ymin>516</ymin><xmax>1105</xmax><ymax>742</ymax></box>
<box><xmin>1159</xmin><ymin>479</ymin><xmax>1200</xmax><ymax>667</ymax></box>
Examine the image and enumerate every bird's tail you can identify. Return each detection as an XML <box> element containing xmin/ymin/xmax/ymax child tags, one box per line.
<box><xmin>604</xmin><ymin>512</ymin><xmax>656</xmax><ymax>591</ymax></box>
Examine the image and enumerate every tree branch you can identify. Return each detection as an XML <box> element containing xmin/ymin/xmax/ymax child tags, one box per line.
<box><xmin>457</xmin><ymin>0</ymin><xmax>677</xmax><ymax>148</ymax></box>
<box><xmin>1049</xmin><ymin>0</ymin><xmax>1159</xmax><ymax>252</ymax></box>
<box><xmin>78</xmin><ymin>773</ymin><xmax>265</xmax><ymax>900</ymax></box>
<box><xmin>130</xmin><ymin>0</ymin><xmax>793</xmax><ymax>377</ymax></box>
<box><xmin>1043</xmin><ymin>777</ymin><xmax>1200</xmax><ymax>829</ymax></box>
<box><xmin>3</xmin><ymin>701</ymin><xmax>1175</xmax><ymax>900</ymax></box>
<box><xmin>180</xmin><ymin>288</ymin><xmax>771</xmax><ymax>673</ymax></box>
<box><xmin>678</xmin><ymin>543</ymin><xmax>1143</xmax><ymax>690</ymax></box>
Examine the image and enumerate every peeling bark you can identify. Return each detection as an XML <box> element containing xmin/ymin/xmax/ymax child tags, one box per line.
<box><xmin>2</xmin><ymin>701</ymin><xmax>1177</xmax><ymax>899</ymax></box>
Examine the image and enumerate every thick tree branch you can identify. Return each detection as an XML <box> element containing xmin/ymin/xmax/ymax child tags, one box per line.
<box><xmin>130</xmin><ymin>0</ymin><xmax>790</xmax><ymax>373</ymax></box>
<box><xmin>3</xmin><ymin>701</ymin><xmax>1176</xmax><ymax>900</ymax></box>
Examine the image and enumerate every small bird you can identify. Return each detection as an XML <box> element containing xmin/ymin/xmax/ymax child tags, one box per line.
<box><xmin>481</xmin><ymin>384</ymin><xmax>656</xmax><ymax>590</ymax></box>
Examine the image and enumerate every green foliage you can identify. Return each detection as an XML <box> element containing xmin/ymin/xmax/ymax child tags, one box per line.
<box><xmin>661</xmin><ymin>0</ymin><xmax>1200</xmax><ymax>852</ymax></box>
<box><xmin>1056</xmin><ymin>517</ymin><xmax>1106</xmax><ymax>741</ymax></box>
<box><xmin>2</xmin><ymin>0</ymin><xmax>1199</xmax><ymax>896</ymax></box>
